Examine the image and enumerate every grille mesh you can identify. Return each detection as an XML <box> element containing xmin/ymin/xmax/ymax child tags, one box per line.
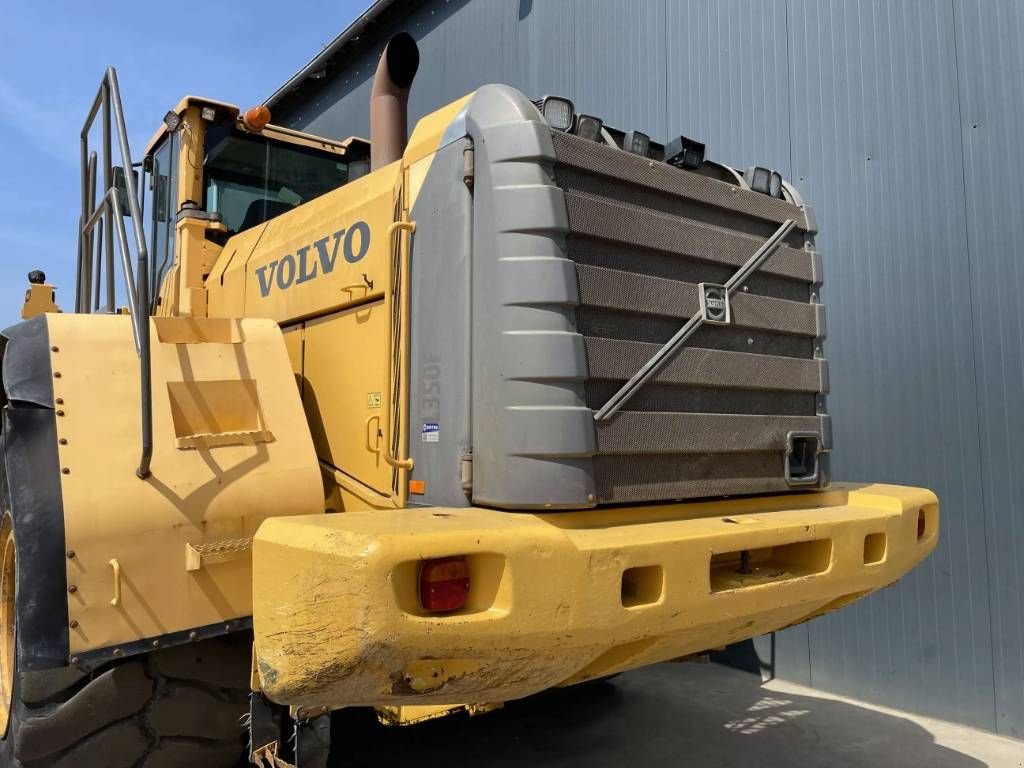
<box><xmin>552</xmin><ymin>130</ymin><xmax>829</xmax><ymax>503</ymax></box>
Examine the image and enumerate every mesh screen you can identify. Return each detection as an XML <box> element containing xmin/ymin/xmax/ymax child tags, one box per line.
<box><xmin>552</xmin><ymin>130</ymin><xmax>828</xmax><ymax>502</ymax></box>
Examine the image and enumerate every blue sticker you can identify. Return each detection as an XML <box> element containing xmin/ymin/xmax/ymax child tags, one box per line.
<box><xmin>421</xmin><ymin>422</ymin><xmax>439</xmax><ymax>443</ymax></box>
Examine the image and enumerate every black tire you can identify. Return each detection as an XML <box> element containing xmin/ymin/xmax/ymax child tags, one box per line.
<box><xmin>0</xmin><ymin>634</ymin><xmax>251</xmax><ymax>768</ymax></box>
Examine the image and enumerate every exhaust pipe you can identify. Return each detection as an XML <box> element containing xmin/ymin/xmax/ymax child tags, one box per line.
<box><xmin>370</xmin><ymin>32</ymin><xmax>420</xmax><ymax>171</ymax></box>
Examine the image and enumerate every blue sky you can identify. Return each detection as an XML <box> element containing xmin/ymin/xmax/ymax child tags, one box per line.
<box><xmin>0</xmin><ymin>0</ymin><xmax>367</xmax><ymax>324</ymax></box>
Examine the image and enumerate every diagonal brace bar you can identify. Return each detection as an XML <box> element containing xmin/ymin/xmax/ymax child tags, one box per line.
<box><xmin>593</xmin><ymin>218</ymin><xmax>798</xmax><ymax>422</ymax></box>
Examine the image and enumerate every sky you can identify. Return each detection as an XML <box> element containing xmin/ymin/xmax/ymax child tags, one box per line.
<box><xmin>0</xmin><ymin>0</ymin><xmax>369</xmax><ymax>325</ymax></box>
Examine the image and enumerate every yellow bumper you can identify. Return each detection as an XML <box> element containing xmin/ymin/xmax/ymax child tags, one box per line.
<box><xmin>252</xmin><ymin>483</ymin><xmax>938</xmax><ymax>709</ymax></box>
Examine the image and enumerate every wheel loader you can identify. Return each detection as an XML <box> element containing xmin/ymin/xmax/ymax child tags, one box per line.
<box><xmin>0</xmin><ymin>32</ymin><xmax>938</xmax><ymax>767</ymax></box>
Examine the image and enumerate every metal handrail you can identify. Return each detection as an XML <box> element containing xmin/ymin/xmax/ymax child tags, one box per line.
<box><xmin>75</xmin><ymin>67</ymin><xmax>152</xmax><ymax>479</ymax></box>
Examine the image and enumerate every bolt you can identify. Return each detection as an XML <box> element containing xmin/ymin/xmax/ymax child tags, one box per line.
<box><xmin>68</xmin><ymin>585</ymin><xmax>77</xmax><ymax>594</ymax></box>
<box><xmin>69</xmin><ymin>620</ymin><xmax>79</xmax><ymax>629</ymax></box>
<box><xmin>152</xmin><ymin>640</ymin><xmax>160</xmax><ymax>648</ymax></box>
<box><xmin>112</xmin><ymin>648</ymin><xmax>123</xmax><ymax>657</ymax></box>
<box><xmin>747</xmin><ymin>337</ymin><xmax>754</xmax><ymax>345</ymax></box>
<box><xmin>51</xmin><ymin>346</ymin><xmax>59</xmax><ymax>353</ymax></box>
<box><xmin>53</xmin><ymin>372</ymin><xmax>61</xmax><ymax>379</ymax></box>
<box><xmin>225</xmin><ymin>624</ymin><xmax>231</xmax><ymax>632</ymax></box>
<box><xmin>56</xmin><ymin>410</ymin><xmax>65</xmax><ymax>417</ymax></box>
<box><xmin>70</xmin><ymin>656</ymin><xmax>79</xmax><ymax>665</ymax></box>
<box><xmin>55</xmin><ymin>398</ymin><xmax>64</xmax><ymax>405</ymax></box>
<box><xmin>586</xmin><ymin>494</ymin><xmax>595</xmax><ymax>503</ymax></box>
<box><xmin>189</xmin><ymin>631</ymin><xmax>198</xmax><ymax>641</ymax></box>
<box><xmin>59</xmin><ymin>438</ymin><xmax>68</xmax><ymax>445</ymax></box>
<box><xmin>742</xmin><ymin>285</ymin><xmax>749</xmax><ymax>292</ymax></box>
<box><xmin>66</xmin><ymin>550</ymin><xmax>75</xmax><ymax>559</ymax></box>
<box><xmin>61</xmin><ymin>468</ymin><xmax>70</xmax><ymax>475</ymax></box>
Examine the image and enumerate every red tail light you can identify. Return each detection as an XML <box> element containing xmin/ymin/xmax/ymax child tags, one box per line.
<box><xmin>419</xmin><ymin>556</ymin><xmax>470</xmax><ymax>613</ymax></box>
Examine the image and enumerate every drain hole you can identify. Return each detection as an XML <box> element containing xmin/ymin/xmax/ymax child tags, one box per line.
<box><xmin>786</xmin><ymin>432</ymin><xmax>820</xmax><ymax>485</ymax></box>
<box><xmin>863</xmin><ymin>532</ymin><xmax>887</xmax><ymax>565</ymax></box>
<box><xmin>621</xmin><ymin>565</ymin><xmax>664</xmax><ymax>608</ymax></box>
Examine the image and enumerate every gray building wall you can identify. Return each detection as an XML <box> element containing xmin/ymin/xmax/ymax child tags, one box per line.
<box><xmin>274</xmin><ymin>0</ymin><xmax>1024</xmax><ymax>738</ymax></box>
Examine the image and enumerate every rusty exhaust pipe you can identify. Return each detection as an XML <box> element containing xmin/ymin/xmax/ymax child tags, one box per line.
<box><xmin>370</xmin><ymin>32</ymin><xmax>420</xmax><ymax>171</ymax></box>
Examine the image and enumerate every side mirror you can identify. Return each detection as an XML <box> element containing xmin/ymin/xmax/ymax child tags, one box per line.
<box><xmin>112</xmin><ymin>166</ymin><xmax>139</xmax><ymax>217</ymax></box>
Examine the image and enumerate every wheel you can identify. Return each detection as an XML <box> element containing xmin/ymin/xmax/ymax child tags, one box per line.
<box><xmin>1</xmin><ymin>639</ymin><xmax>251</xmax><ymax>767</ymax></box>
<box><xmin>0</xmin><ymin>510</ymin><xmax>251</xmax><ymax>767</ymax></box>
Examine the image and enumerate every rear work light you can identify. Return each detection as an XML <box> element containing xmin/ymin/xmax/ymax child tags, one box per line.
<box><xmin>665</xmin><ymin>134</ymin><xmax>706</xmax><ymax>170</ymax></box>
<box><xmin>533</xmin><ymin>96</ymin><xmax>575</xmax><ymax>132</ymax></box>
<box><xmin>419</xmin><ymin>556</ymin><xmax>470</xmax><ymax>613</ymax></box>
<box><xmin>623</xmin><ymin>129</ymin><xmax>651</xmax><ymax>157</ymax></box>
<box><xmin>575</xmin><ymin>114</ymin><xmax>604</xmax><ymax>142</ymax></box>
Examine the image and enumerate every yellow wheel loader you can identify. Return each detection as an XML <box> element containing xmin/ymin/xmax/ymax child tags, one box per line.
<box><xmin>0</xmin><ymin>33</ymin><xmax>937</xmax><ymax>767</ymax></box>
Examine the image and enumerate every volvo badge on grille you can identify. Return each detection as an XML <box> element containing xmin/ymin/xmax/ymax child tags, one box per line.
<box><xmin>698</xmin><ymin>282</ymin><xmax>731</xmax><ymax>325</ymax></box>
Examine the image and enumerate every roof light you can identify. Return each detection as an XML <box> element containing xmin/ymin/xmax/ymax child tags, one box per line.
<box><xmin>419</xmin><ymin>556</ymin><xmax>470</xmax><ymax>613</ymax></box>
<box><xmin>744</xmin><ymin>166</ymin><xmax>783</xmax><ymax>198</ymax></box>
<box><xmin>200</xmin><ymin>106</ymin><xmax>216</xmax><ymax>122</ymax></box>
<box><xmin>162</xmin><ymin>110</ymin><xmax>183</xmax><ymax>133</ymax></box>
<box><xmin>665</xmin><ymin>134</ymin><xmax>706</xmax><ymax>170</ymax></box>
<box><xmin>242</xmin><ymin>105</ymin><xmax>272</xmax><ymax>132</ymax></box>
<box><xmin>533</xmin><ymin>96</ymin><xmax>575</xmax><ymax>132</ymax></box>
<box><xmin>623</xmin><ymin>129</ymin><xmax>650</xmax><ymax>157</ymax></box>
<box><xmin>575</xmin><ymin>114</ymin><xmax>604</xmax><ymax>142</ymax></box>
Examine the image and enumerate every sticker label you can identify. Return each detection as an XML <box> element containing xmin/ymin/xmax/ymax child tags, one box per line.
<box><xmin>367</xmin><ymin>392</ymin><xmax>381</xmax><ymax>409</ymax></box>
<box><xmin>421</xmin><ymin>422</ymin><xmax>439</xmax><ymax>443</ymax></box>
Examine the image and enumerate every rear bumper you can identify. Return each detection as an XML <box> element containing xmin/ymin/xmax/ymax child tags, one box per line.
<box><xmin>252</xmin><ymin>483</ymin><xmax>938</xmax><ymax>709</ymax></box>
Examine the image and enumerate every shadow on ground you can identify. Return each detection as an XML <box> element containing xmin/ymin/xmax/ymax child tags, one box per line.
<box><xmin>329</xmin><ymin>662</ymin><xmax>989</xmax><ymax>767</ymax></box>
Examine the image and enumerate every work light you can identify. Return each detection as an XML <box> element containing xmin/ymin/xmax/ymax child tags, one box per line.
<box><xmin>162</xmin><ymin>110</ymin><xmax>182</xmax><ymax>133</ymax></box>
<box><xmin>665</xmin><ymin>134</ymin><xmax>705</xmax><ymax>169</ymax></box>
<box><xmin>533</xmin><ymin>96</ymin><xmax>575</xmax><ymax>132</ymax></box>
<box><xmin>575</xmin><ymin>114</ymin><xmax>604</xmax><ymax>142</ymax></box>
<box><xmin>744</xmin><ymin>166</ymin><xmax>783</xmax><ymax>198</ymax></box>
<box><xmin>623</xmin><ymin>129</ymin><xmax>651</xmax><ymax>157</ymax></box>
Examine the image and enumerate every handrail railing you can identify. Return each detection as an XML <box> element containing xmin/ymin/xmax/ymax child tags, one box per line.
<box><xmin>76</xmin><ymin>67</ymin><xmax>152</xmax><ymax>479</ymax></box>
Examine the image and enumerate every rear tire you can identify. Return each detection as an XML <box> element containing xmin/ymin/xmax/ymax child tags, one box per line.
<box><xmin>0</xmin><ymin>634</ymin><xmax>251</xmax><ymax>768</ymax></box>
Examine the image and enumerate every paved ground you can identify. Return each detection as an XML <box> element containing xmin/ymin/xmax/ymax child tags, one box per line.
<box><xmin>330</xmin><ymin>662</ymin><xmax>1024</xmax><ymax>767</ymax></box>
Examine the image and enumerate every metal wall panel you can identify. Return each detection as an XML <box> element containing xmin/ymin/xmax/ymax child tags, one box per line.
<box><xmin>273</xmin><ymin>0</ymin><xmax>1024</xmax><ymax>736</ymax></box>
<box><xmin>786</xmin><ymin>0</ymin><xmax>996</xmax><ymax>731</ymax></box>
<box><xmin>665</xmin><ymin>0</ymin><xmax>792</xmax><ymax>176</ymax></box>
<box><xmin>953</xmin><ymin>0</ymin><xmax>1024</xmax><ymax>739</ymax></box>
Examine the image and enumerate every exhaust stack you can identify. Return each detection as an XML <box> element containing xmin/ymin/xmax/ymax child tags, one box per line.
<box><xmin>370</xmin><ymin>32</ymin><xmax>420</xmax><ymax>171</ymax></box>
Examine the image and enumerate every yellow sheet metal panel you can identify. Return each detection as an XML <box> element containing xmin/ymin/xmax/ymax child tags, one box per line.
<box><xmin>47</xmin><ymin>313</ymin><xmax>322</xmax><ymax>656</ymax></box>
<box><xmin>206</xmin><ymin>161</ymin><xmax>400</xmax><ymax>327</ymax></box>
<box><xmin>20</xmin><ymin>283</ymin><xmax>60</xmax><ymax>319</ymax></box>
<box><xmin>252</xmin><ymin>483</ymin><xmax>937</xmax><ymax>710</ymax></box>
<box><xmin>204</xmin><ymin>224</ymin><xmax>266</xmax><ymax>319</ymax></box>
<box><xmin>302</xmin><ymin>301</ymin><xmax>391</xmax><ymax>495</ymax></box>
<box><xmin>403</xmin><ymin>93</ymin><xmax>473</xmax><ymax>167</ymax></box>
<box><xmin>282</xmin><ymin>324</ymin><xmax>303</xmax><ymax>395</ymax></box>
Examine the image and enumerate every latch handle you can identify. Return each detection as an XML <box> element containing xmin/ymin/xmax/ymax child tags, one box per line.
<box><xmin>109</xmin><ymin>558</ymin><xmax>122</xmax><ymax>607</ymax></box>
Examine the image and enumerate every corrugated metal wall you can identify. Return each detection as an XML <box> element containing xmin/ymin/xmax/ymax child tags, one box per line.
<box><xmin>276</xmin><ymin>0</ymin><xmax>1024</xmax><ymax>737</ymax></box>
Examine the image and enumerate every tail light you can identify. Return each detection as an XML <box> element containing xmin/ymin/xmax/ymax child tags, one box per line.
<box><xmin>419</xmin><ymin>556</ymin><xmax>470</xmax><ymax>613</ymax></box>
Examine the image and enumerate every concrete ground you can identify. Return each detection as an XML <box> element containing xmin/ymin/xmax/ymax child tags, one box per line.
<box><xmin>330</xmin><ymin>662</ymin><xmax>1024</xmax><ymax>767</ymax></box>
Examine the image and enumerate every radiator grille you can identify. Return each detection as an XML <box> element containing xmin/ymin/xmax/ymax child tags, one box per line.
<box><xmin>551</xmin><ymin>131</ymin><xmax>830</xmax><ymax>503</ymax></box>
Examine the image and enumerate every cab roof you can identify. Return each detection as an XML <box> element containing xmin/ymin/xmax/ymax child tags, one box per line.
<box><xmin>143</xmin><ymin>95</ymin><xmax>367</xmax><ymax>159</ymax></box>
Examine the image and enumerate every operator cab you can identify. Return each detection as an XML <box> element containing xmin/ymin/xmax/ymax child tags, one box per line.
<box><xmin>140</xmin><ymin>96</ymin><xmax>369</xmax><ymax>309</ymax></box>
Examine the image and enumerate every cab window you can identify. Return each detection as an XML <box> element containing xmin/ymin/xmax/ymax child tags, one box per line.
<box><xmin>149</xmin><ymin>133</ymin><xmax>178</xmax><ymax>300</ymax></box>
<box><xmin>203</xmin><ymin>125</ymin><xmax>349</xmax><ymax>236</ymax></box>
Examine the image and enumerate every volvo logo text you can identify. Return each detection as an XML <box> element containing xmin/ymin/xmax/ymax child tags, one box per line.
<box><xmin>254</xmin><ymin>221</ymin><xmax>371</xmax><ymax>298</ymax></box>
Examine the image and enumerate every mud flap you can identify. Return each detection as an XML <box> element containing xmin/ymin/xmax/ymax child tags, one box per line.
<box><xmin>1</xmin><ymin>317</ymin><xmax>70</xmax><ymax>670</ymax></box>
